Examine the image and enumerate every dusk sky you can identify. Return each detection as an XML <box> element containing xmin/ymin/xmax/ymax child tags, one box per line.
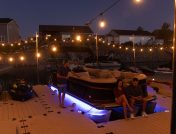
<box><xmin>0</xmin><ymin>0</ymin><xmax>173</xmax><ymax>38</ymax></box>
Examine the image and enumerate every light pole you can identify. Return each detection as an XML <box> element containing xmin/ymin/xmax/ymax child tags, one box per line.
<box><xmin>36</xmin><ymin>32</ymin><xmax>39</xmax><ymax>84</ymax></box>
<box><xmin>96</xmin><ymin>19</ymin><xmax>106</xmax><ymax>65</ymax></box>
<box><xmin>132</xmin><ymin>35</ymin><xmax>136</xmax><ymax>71</ymax></box>
<box><xmin>171</xmin><ymin>1</ymin><xmax>176</xmax><ymax>133</ymax></box>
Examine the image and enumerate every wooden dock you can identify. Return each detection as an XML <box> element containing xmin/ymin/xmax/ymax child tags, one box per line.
<box><xmin>0</xmin><ymin>85</ymin><xmax>171</xmax><ymax>134</ymax></box>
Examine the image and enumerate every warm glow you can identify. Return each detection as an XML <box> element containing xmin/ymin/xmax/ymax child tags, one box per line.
<box><xmin>172</xmin><ymin>46</ymin><xmax>174</xmax><ymax>49</ymax></box>
<box><xmin>54</xmin><ymin>38</ymin><xmax>57</xmax><ymax>41</ymax></box>
<box><xmin>36</xmin><ymin>53</ymin><xmax>41</xmax><ymax>58</ymax></box>
<box><xmin>45</xmin><ymin>37</ymin><xmax>48</xmax><ymax>40</ymax></box>
<box><xmin>113</xmin><ymin>44</ymin><xmax>115</xmax><ymax>48</ymax></box>
<box><xmin>119</xmin><ymin>46</ymin><xmax>122</xmax><ymax>49</ymax></box>
<box><xmin>30</xmin><ymin>38</ymin><xmax>33</xmax><ymax>41</ymax></box>
<box><xmin>160</xmin><ymin>47</ymin><xmax>163</xmax><ymax>50</ymax></box>
<box><xmin>87</xmin><ymin>38</ymin><xmax>90</xmax><ymax>41</ymax></box>
<box><xmin>63</xmin><ymin>39</ymin><xmax>66</xmax><ymax>42</ymax></box>
<box><xmin>140</xmin><ymin>48</ymin><xmax>143</xmax><ymax>52</ymax></box>
<box><xmin>20</xmin><ymin>56</ymin><xmax>25</xmax><ymax>61</ymax></box>
<box><xmin>25</xmin><ymin>40</ymin><xmax>28</xmax><ymax>44</ymax></box>
<box><xmin>52</xmin><ymin>46</ymin><xmax>57</xmax><ymax>52</ymax></box>
<box><xmin>2</xmin><ymin>43</ymin><xmax>5</xmax><ymax>46</ymax></box>
<box><xmin>108</xmin><ymin>43</ymin><xmax>111</xmax><ymax>46</ymax></box>
<box><xmin>149</xmin><ymin>48</ymin><xmax>153</xmax><ymax>52</ymax></box>
<box><xmin>9</xmin><ymin>57</ymin><xmax>14</xmax><ymax>62</ymax></box>
<box><xmin>72</xmin><ymin>40</ymin><xmax>75</xmax><ymax>43</ymax></box>
<box><xmin>133</xmin><ymin>48</ymin><xmax>135</xmax><ymax>51</ymax></box>
<box><xmin>0</xmin><ymin>57</ymin><xmax>2</xmax><ymax>60</ymax></box>
<box><xmin>76</xmin><ymin>35</ymin><xmax>81</xmax><ymax>41</ymax></box>
<box><xmin>18</xmin><ymin>43</ymin><xmax>21</xmax><ymax>46</ymax></box>
<box><xmin>102</xmin><ymin>41</ymin><xmax>105</xmax><ymax>44</ymax></box>
<box><xmin>134</xmin><ymin>0</ymin><xmax>142</xmax><ymax>3</ymax></box>
<box><xmin>11</xmin><ymin>44</ymin><xmax>14</xmax><ymax>47</ymax></box>
<box><xmin>99</xmin><ymin>20</ymin><xmax>106</xmax><ymax>28</ymax></box>
<box><xmin>125</xmin><ymin>47</ymin><xmax>129</xmax><ymax>50</ymax></box>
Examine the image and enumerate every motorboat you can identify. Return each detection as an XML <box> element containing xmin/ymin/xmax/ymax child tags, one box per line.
<box><xmin>67</xmin><ymin>68</ymin><xmax>156</xmax><ymax>109</ymax></box>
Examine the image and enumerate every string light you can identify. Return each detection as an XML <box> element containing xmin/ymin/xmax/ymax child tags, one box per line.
<box><xmin>20</xmin><ymin>56</ymin><xmax>25</xmax><ymax>61</ymax></box>
<box><xmin>54</xmin><ymin>38</ymin><xmax>57</xmax><ymax>41</ymax></box>
<box><xmin>36</xmin><ymin>53</ymin><xmax>41</xmax><ymax>58</ymax></box>
<box><xmin>25</xmin><ymin>40</ymin><xmax>28</xmax><ymax>44</ymax></box>
<box><xmin>51</xmin><ymin>46</ymin><xmax>57</xmax><ymax>52</ymax></box>
<box><xmin>112</xmin><ymin>44</ymin><xmax>115</xmax><ymax>48</ymax></box>
<box><xmin>9</xmin><ymin>57</ymin><xmax>14</xmax><ymax>62</ymax></box>
<box><xmin>119</xmin><ymin>46</ymin><xmax>122</xmax><ymax>49</ymax></box>
<box><xmin>2</xmin><ymin>43</ymin><xmax>5</xmax><ymax>47</ymax></box>
<box><xmin>149</xmin><ymin>48</ymin><xmax>153</xmax><ymax>52</ymax></box>
<box><xmin>18</xmin><ymin>43</ymin><xmax>21</xmax><ymax>46</ymax></box>
<box><xmin>11</xmin><ymin>44</ymin><xmax>14</xmax><ymax>47</ymax></box>
<box><xmin>160</xmin><ymin>47</ymin><xmax>163</xmax><ymax>50</ymax></box>
<box><xmin>140</xmin><ymin>48</ymin><xmax>143</xmax><ymax>52</ymax></box>
<box><xmin>125</xmin><ymin>47</ymin><xmax>129</xmax><ymax>50</ymax></box>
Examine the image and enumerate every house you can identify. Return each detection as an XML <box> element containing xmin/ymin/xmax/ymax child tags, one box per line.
<box><xmin>39</xmin><ymin>25</ymin><xmax>93</xmax><ymax>42</ymax></box>
<box><xmin>106</xmin><ymin>29</ymin><xmax>154</xmax><ymax>45</ymax></box>
<box><xmin>0</xmin><ymin>18</ymin><xmax>20</xmax><ymax>43</ymax></box>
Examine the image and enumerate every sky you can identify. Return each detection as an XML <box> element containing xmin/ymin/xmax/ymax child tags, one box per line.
<box><xmin>0</xmin><ymin>0</ymin><xmax>174</xmax><ymax>38</ymax></box>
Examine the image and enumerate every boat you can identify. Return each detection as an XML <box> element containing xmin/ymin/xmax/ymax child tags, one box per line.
<box><xmin>67</xmin><ymin>68</ymin><xmax>156</xmax><ymax>109</ymax></box>
<box><xmin>85</xmin><ymin>61</ymin><xmax>121</xmax><ymax>69</ymax></box>
<box><xmin>154</xmin><ymin>67</ymin><xmax>173</xmax><ymax>74</ymax></box>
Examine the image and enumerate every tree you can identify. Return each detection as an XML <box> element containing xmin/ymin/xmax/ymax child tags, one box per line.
<box><xmin>137</xmin><ymin>26</ymin><xmax>144</xmax><ymax>31</ymax></box>
<box><xmin>153</xmin><ymin>22</ymin><xmax>173</xmax><ymax>45</ymax></box>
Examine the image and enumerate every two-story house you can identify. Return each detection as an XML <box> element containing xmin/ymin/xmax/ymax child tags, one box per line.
<box><xmin>0</xmin><ymin>18</ymin><xmax>20</xmax><ymax>43</ymax></box>
<box><xmin>106</xmin><ymin>29</ymin><xmax>154</xmax><ymax>45</ymax></box>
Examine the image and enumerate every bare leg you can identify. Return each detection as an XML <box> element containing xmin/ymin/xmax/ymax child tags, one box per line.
<box><xmin>61</xmin><ymin>92</ymin><xmax>65</xmax><ymax>107</ymax></box>
<box><xmin>121</xmin><ymin>95</ymin><xmax>133</xmax><ymax>112</ymax></box>
<box><xmin>122</xmin><ymin>102</ymin><xmax>127</xmax><ymax>119</ymax></box>
<box><xmin>58</xmin><ymin>91</ymin><xmax>62</xmax><ymax>106</ymax></box>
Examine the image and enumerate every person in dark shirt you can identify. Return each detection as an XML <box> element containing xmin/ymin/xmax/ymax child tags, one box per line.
<box><xmin>57</xmin><ymin>60</ymin><xmax>71</xmax><ymax>108</ymax></box>
<box><xmin>126</xmin><ymin>78</ymin><xmax>148</xmax><ymax>118</ymax></box>
<box><xmin>114</xmin><ymin>79</ymin><xmax>133</xmax><ymax>119</ymax></box>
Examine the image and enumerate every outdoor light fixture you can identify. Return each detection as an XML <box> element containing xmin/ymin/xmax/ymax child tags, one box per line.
<box><xmin>20</xmin><ymin>56</ymin><xmax>25</xmax><ymax>61</ymax></box>
<box><xmin>36</xmin><ymin>53</ymin><xmax>41</xmax><ymax>58</ymax></box>
<box><xmin>9</xmin><ymin>57</ymin><xmax>14</xmax><ymax>62</ymax></box>
<box><xmin>99</xmin><ymin>19</ymin><xmax>106</xmax><ymax>28</ymax></box>
<box><xmin>52</xmin><ymin>46</ymin><xmax>57</xmax><ymax>52</ymax></box>
<box><xmin>76</xmin><ymin>35</ymin><xmax>81</xmax><ymax>42</ymax></box>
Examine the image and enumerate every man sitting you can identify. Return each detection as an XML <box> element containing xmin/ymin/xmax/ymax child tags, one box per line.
<box><xmin>126</xmin><ymin>78</ymin><xmax>148</xmax><ymax>118</ymax></box>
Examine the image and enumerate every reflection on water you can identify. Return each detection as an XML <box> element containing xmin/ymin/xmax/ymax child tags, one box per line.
<box><xmin>148</xmin><ymin>72</ymin><xmax>173</xmax><ymax>83</ymax></box>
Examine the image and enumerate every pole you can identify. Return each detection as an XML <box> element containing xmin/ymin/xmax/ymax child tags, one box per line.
<box><xmin>133</xmin><ymin>35</ymin><xmax>136</xmax><ymax>71</ymax></box>
<box><xmin>96</xmin><ymin>33</ymin><xmax>99</xmax><ymax>65</ymax></box>
<box><xmin>171</xmin><ymin>0</ymin><xmax>176</xmax><ymax>133</ymax></box>
<box><xmin>36</xmin><ymin>32</ymin><xmax>39</xmax><ymax>84</ymax></box>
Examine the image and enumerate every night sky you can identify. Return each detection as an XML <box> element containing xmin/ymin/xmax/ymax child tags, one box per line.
<box><xmin>0</xmin><ymin>0</ymin><xmax>173</xmax><ymax>38</ymax></box>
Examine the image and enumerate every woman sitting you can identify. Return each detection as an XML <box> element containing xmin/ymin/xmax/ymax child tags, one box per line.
<box><xmin>114</xmin><ymin>79</ymin><xmax>133</xmax><ymax>119</ymax></box>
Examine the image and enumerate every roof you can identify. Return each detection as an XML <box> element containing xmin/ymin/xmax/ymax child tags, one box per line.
<box><xmin>39</xmin><ymin>25</ymin><xmax>93</xmax><ymax>34</ymax></box>
<box><xmin>110</xmin><ymin>30</ymin><xmax>153</xmax><ymax>36</ymax></box>
<box><xmin>0</xmin><ymin>18</ymin><xmax>13</xmax><ymax>23</ymax></box>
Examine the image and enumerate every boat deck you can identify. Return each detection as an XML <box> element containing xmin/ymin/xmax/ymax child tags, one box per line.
<box><xmin>0</xmin><ymin>85</ymin><xmax>171</xmax><ymax>134</ymax></box>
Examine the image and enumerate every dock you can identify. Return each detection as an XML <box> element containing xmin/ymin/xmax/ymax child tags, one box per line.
<box><xmin>0</xmin><ymin>85</ymin><xmax>171</xmax><ymax>134</ymax></box>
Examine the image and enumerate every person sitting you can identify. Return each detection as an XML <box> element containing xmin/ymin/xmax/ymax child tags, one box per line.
<box><xmin>126</xmin><ymin>78</ymin><xmax>148</xmax><ymax>118</ymax></box>
<box><xmin>57</xmin><ymin>60</ymin><xmax>71</xmax><ymax>108</ymax></box>
<box><xmin>114</xmin><ymin>79</ymin><xmax>133</xmax><ymax>119</ymax></box>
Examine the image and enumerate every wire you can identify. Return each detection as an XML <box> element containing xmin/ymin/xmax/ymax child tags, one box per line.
<box><xmin>85</xmin><ymin>0</ymin><xmax>121</xmax><ymax>25</ymax></box>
